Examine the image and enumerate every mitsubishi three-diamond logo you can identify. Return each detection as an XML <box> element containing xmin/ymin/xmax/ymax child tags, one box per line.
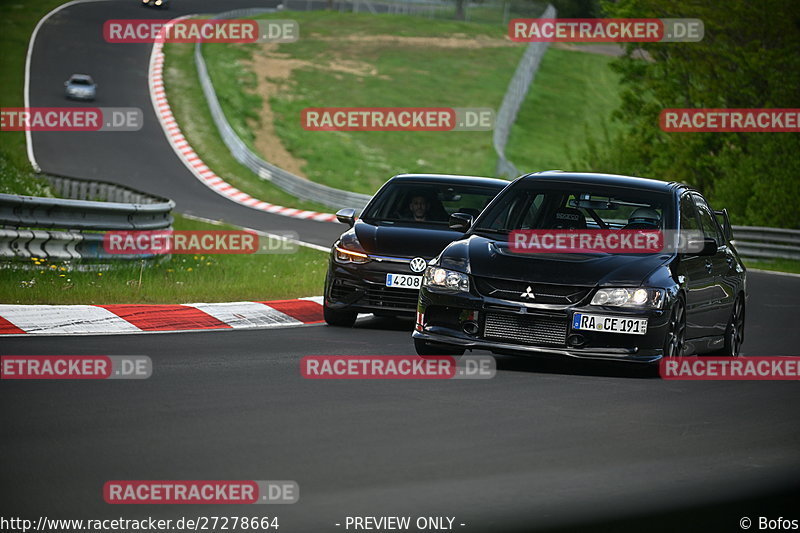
<box><xmin>520</xmin><ymin>286</ymin><xmax>535</xmax><ymax>299</ymax></box>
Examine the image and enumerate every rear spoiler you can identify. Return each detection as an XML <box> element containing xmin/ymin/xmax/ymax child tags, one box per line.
<box><xmin>715</xmin><ymin>208</ymin><xmax>733</xmax><ymax>243</ymax></box>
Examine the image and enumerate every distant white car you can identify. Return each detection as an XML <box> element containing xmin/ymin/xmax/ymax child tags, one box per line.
<box><xmin>64</xmin><ymin>74</ymin><xmax>96</xmax><ymax>101</ymax></box>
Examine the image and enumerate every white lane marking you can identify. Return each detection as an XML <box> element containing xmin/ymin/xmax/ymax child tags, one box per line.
<box><xmin>188</xmin><ymin>302</ymin><xmax>302</xmax><ymax>329</ymax></box>
<box><xmin>179</xmin><ymin>213</ymin><xmax>331</xmax><ymax>253</ymax></box>
<box><xmin>0</xmin><ymin>304</ymin><xmax>141</xmax><ymax>334</ymax></box>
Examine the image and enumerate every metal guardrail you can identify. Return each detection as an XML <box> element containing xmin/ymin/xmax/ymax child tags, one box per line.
<box><xmin>45</xmin><ymin>175</ymin><xmax>165</xmax><ymax>204</ymax></box>
<box><xmin>493</xmin><ymin>3</ymin><xmax>555</xmax><ymax>178</ymax></box>
<box><xmin>732</xmin><ymin>225</ymin><xmax>800</xmax><ymax>261</ymax></box>
<box><xmin>194</xmin><ymin>8</ymin><xmax>373</xmax><ymax>212</ymax></box>
<box><xmin>0</xmin><ymin>175</ymin><xmax>174</xmax><ymax>262</ymax></box>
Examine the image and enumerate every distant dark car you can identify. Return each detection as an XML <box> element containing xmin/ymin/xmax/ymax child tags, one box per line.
<box><xmin>413</xmin><ymin>171</ymin><xmax>747</xmax><ymax>363</ymax></box>
<box><xmin>141</xmin><ymin>0</ymin><xmax>169</xmax><ymax>7</ymax></box>
<box><xmin>64</xmin><ymin>74</ymin><xmax>96</xmax><ymax>101</ymax></box>
<box><xmin>323</xmin><ymin>174</ymin><xmax>508</xmax><ymax>327</ymax></box>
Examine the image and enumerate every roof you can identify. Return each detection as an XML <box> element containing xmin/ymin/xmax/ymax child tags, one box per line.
<box><xmin>519</xmin><ymin>171</ymin><xmax>686</xmax><ymax>194</ymax></box>
<box><xmin>390</xmin><ymin>173</ymin><xmax>509</xmax><ymax>189</ymax></box>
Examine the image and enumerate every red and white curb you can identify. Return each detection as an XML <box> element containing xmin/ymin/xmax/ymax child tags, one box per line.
<box><xmin>0</xmin><ymin>297</ymin><xmax>324</xmax><ymax>336</ymax></box>
<box><xmin>148</xmin><ymin>19</ymin><xmax>337</xmax><ymax>224</ymax></box>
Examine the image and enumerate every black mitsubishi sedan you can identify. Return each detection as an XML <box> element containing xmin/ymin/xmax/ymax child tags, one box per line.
<box><xmin>412</xmin><ymin>171</ymin><xmax>747</xmax><ymax>363</ymax></box>
<box><xmin>323</xmin><ymin>174</ymin><xmax>508</xmax><ymax>327</ymax></box>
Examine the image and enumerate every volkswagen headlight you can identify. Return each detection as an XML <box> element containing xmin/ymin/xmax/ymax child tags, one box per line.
<box><xmin>590</xmin><ymin>288</ymin><xmax>664</xmax><ymax>309</ymax></box>
<box><xmin>333</xmin><ymin>245</ymin><xmax>369</xmax><ymax>264</ymax></box>
<box><xmin>423</xmin><ymin>266</ymin><xmax>469</xmax><ymax>292</ymax></box>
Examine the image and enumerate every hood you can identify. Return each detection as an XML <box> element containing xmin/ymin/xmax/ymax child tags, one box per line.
<box><xmin>353</xmin><ymin>220</ymin><xmax>460</xmax><ymax>259</ymax></box>
<box><xmin>440</xmin><ymin>235</ymin><xmax>672</xmax><ymax>287</ymax></box>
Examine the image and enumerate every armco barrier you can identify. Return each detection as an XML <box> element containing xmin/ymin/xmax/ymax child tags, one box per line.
<box><xmin>494</xmin><ymin>4</ymin><xmax>556</xmax><ymax>178</ymax></box>
<box><xmin>732</xmin><ymin>225</ymin><xmax>800</xmax><ymax>261</ymax></box>
<box><xmin>0</xmin><ymin>175</ymin><xmax>174</xmax><ymax>262</ymax></box>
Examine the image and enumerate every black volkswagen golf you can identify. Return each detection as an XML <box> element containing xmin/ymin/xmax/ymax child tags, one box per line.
<box><xmin>324</xmin><ymin>174</ymin><xmax>508</xmax><ymax>327</ymax></box>
<box><xmin>413</xmin><ymin>172</ymin><xmax>747</xmax><ymax>363</ymax></box>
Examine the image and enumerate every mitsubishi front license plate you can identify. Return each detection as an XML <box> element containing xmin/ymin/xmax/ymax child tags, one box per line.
<box><xmin>386</xmin><ymin>273</ymin><xmax>422</xmax><ymax>289</ymax></box>
<box><xmin>573</xmin><ymin>313</ymin><xmax>648</xmax><ymax>335</ymax></box>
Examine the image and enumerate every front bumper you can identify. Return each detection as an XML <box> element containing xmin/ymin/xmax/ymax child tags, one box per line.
<box><xmin>65</xmin><ymin>90</ymin><xmax>95</xmax><ymax>101</ymax></box>
<box><xmin>414</xmin><ymin>287</ymin><xmax>670</xmax><ymax>363</ymax></box>
<box><xmin>325</xmin><ymin>258</ymin><xmax>425</xmax><ymax>315</ymax></box>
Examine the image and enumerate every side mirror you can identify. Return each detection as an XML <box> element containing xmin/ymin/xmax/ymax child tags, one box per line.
<box><xmin>693</xmin><ymin>237</ymin><xmax>718</xmax><ymax>256</ymax></box>
<box><xmin>335</xmin><ymin>208</ymin><xmax>356</xmax><ymax>227</ymax></box>
<box><xmin>449</xmin><ymin>212</ymin><xmax>473</xmax><ymax>232</ymax></box>
<box><xmin>64</xmin><ymin>81</ymin><xmax>69</xmax><ymax>86</ymax></box>
<box><xmin>686</xmin><ymin>237</ymin><xmax>717</xmax><ymax>256</ymax></box>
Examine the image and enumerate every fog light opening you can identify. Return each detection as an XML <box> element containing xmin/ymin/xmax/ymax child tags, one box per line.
<box><xmin>568</xmin><ymin>334</ymin><xmax>586</xmax><ymax>347</ymax></box>
<box><xmin>462</xmin><ymin>321</ymin><xmax>479</xmax><ymax>335</ymax></box>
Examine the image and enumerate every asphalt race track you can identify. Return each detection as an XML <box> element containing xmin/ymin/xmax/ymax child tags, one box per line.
<box><xmin>3</xmin><ymin>271</ymin><xmax>800</xmax><ymax>531</ymax></box>
<box><xmin>8</xmin><ymin>0</ymin><xmax>800</xmax><ymax>531</ymax></box>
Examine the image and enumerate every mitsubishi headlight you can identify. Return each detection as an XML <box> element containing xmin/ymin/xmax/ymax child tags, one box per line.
<box><xmin>333</xmin><ymin>244</ymin><xmax>369</xmax><ymax>264</ymax></box>
<box><xmin>590</xmin><ymin>288</ymin><xmax>664</xmax><ymax>309</ymax></box>
<box><xmin>423</xmin><ymin>266</ymin><xmax>469</xmax><ymax>292</ymax></box>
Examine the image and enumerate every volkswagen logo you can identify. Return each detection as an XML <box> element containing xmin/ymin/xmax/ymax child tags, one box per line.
<box><xmin>409</xmin><ymin>257</ymin><xmax>427</xmax><ymax>273</ymax></box>
<box><xmin>520</xmin><ymin>286</ymin><xmax>536</xmax><ymax>299</ymax></box>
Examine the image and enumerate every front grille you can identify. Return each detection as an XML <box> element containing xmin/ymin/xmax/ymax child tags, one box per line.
<box><xmin>475</xmin><ymin>277</ymin><xmax>591</xmax><ymax>305</ymax></box>
<box><xmin>484</xmin><ymin>313</ymin><xmax>568</xmax><ymax>346</ymax></box>
<box><xmin>363</xmin><ymin>286</ymin><xmax>419</xmax><ymax>310</ymax></box>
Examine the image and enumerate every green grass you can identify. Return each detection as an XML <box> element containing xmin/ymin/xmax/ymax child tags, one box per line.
<box><xmin>743</xmin><ymin>258</ymin><xmax>800</xmax><ymax>275</ymax></box>
<box><xmin>0</xmin><ymin>0</ymin><xmax>68</xmax><ymax>194</ymax></box>
<box><xmin>198</xmin><ymin>11</ymin><xmax>525</xmax><ymax>195</ymax></box>
<box><xmin>163</xmin><ymin>41</ymin><xmax>330</xmax><ymax>213</ymax></box>
<box><xmin>0</xmin><ymin>215</ymin><xmax>329</xmax><ymax>304</ymax></box>
<box><xmin>505</xmin><ymin>46</ymin><xmax>623</xmax><ymax>173</ymax></box>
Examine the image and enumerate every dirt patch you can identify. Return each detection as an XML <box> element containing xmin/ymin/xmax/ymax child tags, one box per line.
<box><xmin>314</xmin><ymin>34</ymin><xmax>518</xmax><ymax>49</ymax></box>
<box><xmin>243</xmin><ymin>34</ymin><xmax>519</xmax><ymax>175</ymax></box>
<box><xmin>243</xmin><ymin>45</ymin><xmax>310</xmax><ymax>178</ymax></box>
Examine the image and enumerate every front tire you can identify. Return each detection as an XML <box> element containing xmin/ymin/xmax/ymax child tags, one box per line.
<box><xmin>414</xmin><ymin>338</ymin><xmax>465</xmax><ymax>356</ymax></box>
<box><xmin>663</xmin><ymin>297</ymin><xmax>687</xmax><ymax>358</ymax></box>
<box><xmin>323</xmin><ymin>304</ymin><xmax>357</xmax><ymax>327</ymax></box>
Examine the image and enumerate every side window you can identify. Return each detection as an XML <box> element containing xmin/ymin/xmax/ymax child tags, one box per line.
<box><xmin>693</xmin><ymin>194</ymin><xmax>724</xmax><ymax>244</ymax></box>
<box><xmin>680</xmin><ymin>194</ymin><xmax>700</xmax><ymax>232</ymax></box>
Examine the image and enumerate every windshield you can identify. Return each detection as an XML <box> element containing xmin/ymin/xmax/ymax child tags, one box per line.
<box><xmin>473</xmin><ymin>182</ymin><xmax>674</xmax><ymax>235</ymax></box>
<box><xmin>70</xmin><ymin>78</ymin><xmax>92</xmax><ymax>85</ymax></box>
<box><xmin>361</xmin><ymin>181</ymin><xmax>503</xmax><ymax>226</ymax></box>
